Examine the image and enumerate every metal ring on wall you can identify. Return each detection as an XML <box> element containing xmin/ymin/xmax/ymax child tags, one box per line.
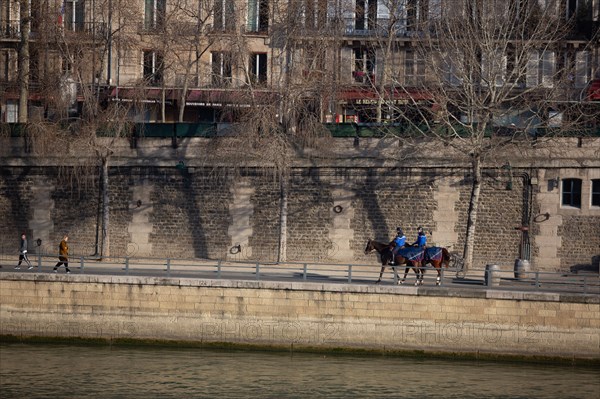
<box><xmin>333</xmin><ymin>205</ymin><xmax>343</xmax><ymax>214</ymax></box>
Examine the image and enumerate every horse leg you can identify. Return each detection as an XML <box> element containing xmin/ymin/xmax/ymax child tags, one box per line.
<box><xmin>376</xmin><ymin>265</ymin><xmax>385</xmax><ymax>284</ymax></box>
<box><xmin>398</xmin><ymin>266</ymin><xmax>409</xmax><ymax>285</ymax></box>
<box><xmin>435</xmin><ymin>263</ymin><xmax>442</xmax><ymax>286</ymax></box>
<box><xmin>412</xmin><ymin>263</ymin><xmax>420</xmax><ymax>286</ymax></box>
<box><xmin>415</xmin><ymin>263</ymin><xmax>424</xmax><ymax>286</ymax></box>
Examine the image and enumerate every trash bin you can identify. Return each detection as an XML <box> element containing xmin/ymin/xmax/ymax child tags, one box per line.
<box><xmin>514</xmin><ymin>259</ymin><xmax>530</xmax><ymax>279</ymax></box>
<box><xmin>485</xmin><ymin>264</ymin><xmax>500</xmax><ymax>287</ymax></box>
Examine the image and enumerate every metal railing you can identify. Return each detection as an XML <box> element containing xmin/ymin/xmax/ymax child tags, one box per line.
<box><xmin>2</xmin><ymin>252</ymin><xmax>598</xmax><ymax>295</ymax></box>
<box><xmin>484</xmin><ymin>267</ymin><xmax>599</xmax><ymax>295</ymax></box>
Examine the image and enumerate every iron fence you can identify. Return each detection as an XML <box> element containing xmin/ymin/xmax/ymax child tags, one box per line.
<box><xmin>1</xmin><ymin>252</ymin><xmax>598</xmax><ymax>295</ymax></box>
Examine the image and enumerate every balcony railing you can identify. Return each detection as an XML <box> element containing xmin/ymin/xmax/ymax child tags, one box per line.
<box><xmin>0</xmin><ymin>20</ymin><xmax>21</xmax><ymax>39</ymax></box>
<box><xmin>343</xmin><ymin>17</ymin><xmax>422</xmax><ymax>38</ymax></box>
<box><xmin>1</xmin><ymin>20</ymin><xmax>108</xmax><ymax>40</ymax></box>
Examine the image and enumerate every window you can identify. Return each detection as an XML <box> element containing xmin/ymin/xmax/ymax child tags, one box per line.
<box><xmin>405</xmin><ymin>49</ymin><xmax>425</xmax><ymax>86</ymax></box>
<box><xmin>407</xmin><ymin>0</ymin><xmax>428</xmax><ymax>30</ymax></box>
<box><xmin>5</xmin><ymin>100</ymin><xmax>18</xmax><ymax>123</ymax></box>
<box><xmin>481</xmin><ymin>50</ymin><xmax>506</xmax><ymax>87</ymax></box>
<box><xmin>355</xmin><ymin>0</ymin><xmax>378</xmax><ymax>30</ymax></box>
<box><xmin>212</xmin><ymin>51</ymin><xmax>232</xmax><ymax>86</ymax></box>
<box><xmin>574</xmin><ymin>51</ymin><xmax>590</xmax><ymax>88</ymax></box>
<box><xmin>353</xmin><ymin>47</ymin><xmax>376</xmax><ymax>84</ymax></box>
<box><xmin>302</xmin><ymin>0</ymin><xmax>328</xmax><ymax>30</ymax></box>
<box><xmin>249</xmin><ymin>53</ymin><xmax>267</xmax><ymax>84</ymax></box>
<box><xmin>143</xmin><ymin>50</ymin><xmax>163</xmax><ymax>85</ymax></box>
<box><xmin>64</xmin><ymin>0</ymin><xmax>86</xmax><ymax>32</ymax></box>
<box><xmin>144</xmin><ymin>0</ymin><xmax>166</xmax><ymax>31</ymax></box>
<box><xmin>527</xmin><ymin>50</ymin><xmax>555</xmax><ymax>88</ymax></box>
<box><xmin>214</xmin><ymin>0</ymin><xmax>236</xmax><ymax>31</ymax></box>
<box><xmin>562</xmin><ymin>178</ymin><xmax>582</xmax><ymax>208</ymax></box>
<box><xmin>248</xmin><ymin>0</ymin><xmax>269</xmax><ymax>32</ymax></box>
<box><xmin>592</xmin><ymin>179</ymin><xmax>600</xmax><ymax>207</ymax></box>
<box><xmin>442</xmin><ymin>52</ymin><xmax>462</xmax><ymax>86</ymax></box>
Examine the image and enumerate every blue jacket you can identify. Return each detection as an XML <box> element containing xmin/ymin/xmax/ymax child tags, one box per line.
<box><xmin>413</xmin><ymin>232</ymin><xmax>427</xmax><ymax>247</ymax></box>
<box><xmin>391</xmin><ymin>234</ymin><xmax>406</xmax><ymax>249</ymax></box>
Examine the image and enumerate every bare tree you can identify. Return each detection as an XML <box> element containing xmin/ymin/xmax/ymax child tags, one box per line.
<box><xmin>197</xmin><ymin>0</ymin><xmax>338</xmax><ymax>262</ymax></box>
<box><xmin>381</xmin><ymin>0</ymin><xmax>595</xmax><ymax>272</ymax></box>
<box><xmin>19</xmin><ymin>0</ymin><xmax>139</xmax><ymax>258</ymax></box>
<box><xmin>17</xmin><ymin>0</ymin><xmax>30</xmax><ymax>123</ymax></box>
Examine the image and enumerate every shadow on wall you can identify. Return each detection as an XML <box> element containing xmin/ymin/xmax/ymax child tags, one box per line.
<box><xmin>569</xmin><ymin>255</ymin><xmax>600</xmax><ymax>273</ymax></box>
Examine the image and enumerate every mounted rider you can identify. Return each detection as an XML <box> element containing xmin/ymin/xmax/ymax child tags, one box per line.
<box><xmin>412</xmin><ymin>226</ymin><xmax>427</xmax><ymax>248</ymax></box>
<box><xmin>388</xmin><ymin>227</ymin><xmax>406</xmax><ymax>265</ymax></box>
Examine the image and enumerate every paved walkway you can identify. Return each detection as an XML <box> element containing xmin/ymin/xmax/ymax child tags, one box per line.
<box><xmin>1</xmin><ymin>254</ymin><xmax>598</xmax><ymax>295</ymax></box>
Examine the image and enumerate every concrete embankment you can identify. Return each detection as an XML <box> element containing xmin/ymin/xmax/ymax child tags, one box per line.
<box><xmin>1</xmin><ymin>273</ymin><xmax>598</xmax><ymax>364</ymax></box>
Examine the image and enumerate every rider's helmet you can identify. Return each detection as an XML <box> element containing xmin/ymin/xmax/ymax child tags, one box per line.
<box><xmin>417</xmin><ymin>226</ymin><xmax>423</xmax><ymax>233</ymax></box>
<box><xmin>396</xmin><ymin>227</ymin><xmax>403</xmax><ymax>235</ymax></box>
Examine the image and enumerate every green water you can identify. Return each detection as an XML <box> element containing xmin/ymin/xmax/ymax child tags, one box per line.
<box><xmin>0</xmin><ymin>343</ymin><xmax>598</xmax><ymax>398</ymax></box>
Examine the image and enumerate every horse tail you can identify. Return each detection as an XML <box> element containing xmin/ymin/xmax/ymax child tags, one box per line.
<box><xmin>442</xmin><ymin>248</ymin><xmax>451</xmax><ymax>267</ymax></box>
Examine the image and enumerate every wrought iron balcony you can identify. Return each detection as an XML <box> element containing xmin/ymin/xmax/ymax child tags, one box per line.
<box><xmin>1</xmin><ymin>20</ymin><xmax>108</xmax><ymax>41</ymax></box>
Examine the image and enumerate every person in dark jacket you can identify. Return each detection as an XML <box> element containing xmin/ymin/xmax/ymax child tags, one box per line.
<box><xmin>15</xmin><ymin>233</ymin><xmax>33</xmax><ymax>270</ymax></box>
<box><xmin>412</xmin><ymin>226</ymin><xmax>427</xmax><ymax>248</ymax></box>
<box><xmin>53</xmin><ymin>235</ymin><xmax>71</xmax><ymax>274</ymax></box>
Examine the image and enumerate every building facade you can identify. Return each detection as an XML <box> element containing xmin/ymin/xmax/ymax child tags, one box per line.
<box><xmin>1</xmin><ymin>0</ymin><xmax>599</xmax><ymax>123</ymax></box>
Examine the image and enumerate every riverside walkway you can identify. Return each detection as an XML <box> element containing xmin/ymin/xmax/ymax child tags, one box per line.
<box><xmin>1</xmin><ymin>253</ymin><xmax>598</xmax><ymax>295</ymax></box>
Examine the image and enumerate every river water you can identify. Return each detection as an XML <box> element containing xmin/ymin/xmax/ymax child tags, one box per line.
<box><xmin>1</xmin><ymin>343</ymin><xmax>598</xmax><ymax>398</ymax></box>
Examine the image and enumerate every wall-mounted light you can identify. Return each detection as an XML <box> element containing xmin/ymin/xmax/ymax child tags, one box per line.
<box><xmin>36</xmin><ymin>239</ymin><xmax>42</xmax><ymax>247</ymax></box>
<box><xmin>548</xmin><ymin>178</ymin><xmax>559</xmax><ymax>191</ymax></box>
<box><xmin>136</xmin><ymin>200</ymin><xmax>142</xmax><ymax>208</ymax></box>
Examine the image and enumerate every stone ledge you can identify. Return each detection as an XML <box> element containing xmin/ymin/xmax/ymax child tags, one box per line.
<box><xmin>1</xmin><ymin>273</ymin><xmax>596</xmax><ymax>304</ymax></box>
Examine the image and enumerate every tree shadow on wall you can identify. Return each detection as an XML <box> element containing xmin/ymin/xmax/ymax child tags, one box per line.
<box><xmin>181</xmin><ymin>170</ymin><xmax>209</xmax><ymax>259</ymax></box>
<box><xmin>359</xmin><ymin>169</ymin><xmax>390</xmax><ymax>243</ymax></box>
<box><xmin>0</xmin><ymin>167</ymin><xmax>31</xmax><ymax>251</ymax></box>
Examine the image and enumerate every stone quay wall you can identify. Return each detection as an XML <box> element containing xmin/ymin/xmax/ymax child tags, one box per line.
<box><xmin>1</xmin><ymin>274</ymin><xmax>598</xmax><ymax>362</ymax></box>
<box><xmin>1</xmin><ymin>136</ymin><xmax>599</xmax><ymax>271</ymax></box>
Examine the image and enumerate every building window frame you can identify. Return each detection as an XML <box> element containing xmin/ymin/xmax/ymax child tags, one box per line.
<box><xmin>591</xmin><ymin>179</ymin><xmax>600</xmax><ymax>207</ymax></box>
<box><xmin>214</xmin><ymin>0</ymin><xmax>236</xmax><ymax>31</ymax></box>
<box><xmin>144</xmin><ymin>0</ymin><xmax>166</xmax><ymax>31</ymax></box>
<box><xmin>249</xmin><ymin>52</ymin><xmax>267</xmax><ymax>84</ymax></box>
<box><xmin>212</xmin><ymin>51</ymin><xmax>232</xmax><ymax>86</ymax></box>
<box><xmin>143</xmin><ymin>50</ymin><xmax>164</xmax><ymax>86</ymax></box>
<box><xmin>561</xmin><ymin>178</ymin><xmax>582</xmax><ymax>208</ymax></box>
<box><xmin>64</xmin><ymin>0</ymin><xmax>86</xmax><ymax>32</ymax></box>
<box><xmin>405</xmin><ymin>49</ymin><xmax>425</xmax><ymax>86</ymax></box>
<box><xmin>248</xmin><ymin>0</ymin><xmax>269</xmax><ymax>32</ymax></box>
<box><xmin>527</xmin><ymin>50</ymin><xmax>555</xmax><ymax>88</ymax></box>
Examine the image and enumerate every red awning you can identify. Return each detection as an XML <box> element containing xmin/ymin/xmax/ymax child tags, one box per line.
<box><xmin>185</xmin><ymin>89</ymin><xmax>277</xmax><ymax>106</ymax></box>
<box><xmin>109</xmin><ymin>87</ymin><xmax>176</xmax><ymax>102</ymax></box>
<box><xmin>586</xmin><ymin>79</ymin><xmax>600</xmax><ymax>101</ymax></box>
<box><xmin>338</xmin><ymin>87</ymin><xmax>435</xmax><ymax>103</ymax></box>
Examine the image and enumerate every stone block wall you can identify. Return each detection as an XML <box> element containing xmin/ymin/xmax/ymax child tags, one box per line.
<box><xmin>1</xmin><ymin>274</ymin><xmax>598</xmax><ymax>361</ymax></box>
<box><xmin>1</xmin><ymin>162</ymin><xmax>598</xmax><ymax>271</ymax></box>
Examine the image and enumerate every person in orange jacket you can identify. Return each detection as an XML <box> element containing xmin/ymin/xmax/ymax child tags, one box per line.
<box><xmin>53</xmin><ymin>235</ymin><xmax>71</xmax><ymax>274</ymax></box>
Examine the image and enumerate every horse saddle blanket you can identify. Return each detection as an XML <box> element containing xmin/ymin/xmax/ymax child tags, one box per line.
<box><xmin>398</xmin><ymin>247</ymin><xmax>425</xmax><ymax>262</ymax></box>
<box><xmin>425</xmin><ymin>247</ymin><xmax>443</xmax><ymax>261</ymax></box>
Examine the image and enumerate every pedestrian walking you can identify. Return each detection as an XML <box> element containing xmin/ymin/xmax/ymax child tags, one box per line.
<box><xmin>53</xmin><ymin>235</ymin><xmax>71</xmax><ymax>274</ymax></box>
<box><xmin>15</xmin><ymin>233</ymin><xmax>34</xmax><ymax>270</ymax></box>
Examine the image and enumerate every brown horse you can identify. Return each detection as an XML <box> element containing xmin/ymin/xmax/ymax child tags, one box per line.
<box><xmin>364</xmin><ymin>239</ymin><xmax>423</xmax><ymax>285</ymax></box>
<box><xmin>421</xmin><ymin>247</ymin><xmax>452</xmax><ymax>286</ymax></box>
<box><xmin>365</xmin><ymin>240</ymin><xmax>451</xmax><ymax>285</ymax></box>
